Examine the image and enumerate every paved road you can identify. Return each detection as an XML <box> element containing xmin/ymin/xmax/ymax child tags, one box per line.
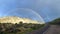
<box><xmin>43</xmin><ymin>25</ymin><xmax>60</xmax><ymax>34</ymax></box>
<box><xmin>28</xmin><ymin>25</ymin><xmax>50</xmax><ymax>34</ymax></box>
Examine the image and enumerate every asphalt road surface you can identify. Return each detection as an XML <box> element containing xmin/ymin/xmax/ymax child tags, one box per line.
<box><xmin>28</xmin><ymin>25</ymin><xmax>50</xmax><ymax>34</ymax></box>
<box><xmin>43</xmin><ymin>25</ymin><xmax>60</xmax><ymax>34</ymax></box>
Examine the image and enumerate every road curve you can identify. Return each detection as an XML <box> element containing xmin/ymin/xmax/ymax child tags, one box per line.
<box><xmin>27</xmin><ymin>24</ymin><xmax>50</xmax><ymax>34</ymax></box>
<box><xmin>43</xmin><ymin>25</ymin><xmax>60</xmax><ymax>34</ymax></box>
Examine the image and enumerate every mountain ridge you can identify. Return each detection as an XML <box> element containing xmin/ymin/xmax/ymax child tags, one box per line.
<box><xmin>0</xmin><ymin>16</ymin><xmax>44</xmax><ymax>24</ymax></box>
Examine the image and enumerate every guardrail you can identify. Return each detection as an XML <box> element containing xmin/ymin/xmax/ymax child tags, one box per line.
<box><xmin>27</xmin><ymin>24</ymin><xmax>50</xmax><ymax>34</ymax></box>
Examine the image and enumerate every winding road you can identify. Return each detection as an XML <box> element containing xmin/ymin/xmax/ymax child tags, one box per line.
<box><xmin>28</xmin><ymin>24</ymin><xmax>49</xmax><ymax>34</ymax></box>
<box><xmin>43</xmin><ymin>25</ymin><xmax>60</xmax><ymax>34</ymax></box>
<box><xmin>29</xmin><ymin>25</ymin><xmax>60</xmax><ymax>34</ymax></box>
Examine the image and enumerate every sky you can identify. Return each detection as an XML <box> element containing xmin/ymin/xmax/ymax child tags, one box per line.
<box><xmin>0</xmin><ymin>0</ymin><xmax>60</xmax><ymax>22</ymax></box>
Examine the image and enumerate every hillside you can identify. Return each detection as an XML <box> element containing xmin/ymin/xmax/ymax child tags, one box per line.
<box><xmin>49</xmin><ymin>18</ymin><xmax>60</xmax><ymax>25</ymax></box>
<box><xmin>0</xmin><ymin>16</ymin><xmax>44</xmax><ymax>24</ymax></box>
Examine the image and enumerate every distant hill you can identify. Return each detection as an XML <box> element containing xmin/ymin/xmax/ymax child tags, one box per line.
<box><xmin>49</xmin><ymin>18</ymin><xmax>60</xmax><ymax>25</ymax></box>
<box><xmin>0</xmin><ymin>16</ymin><xmax>44</xmax><ymax>24</ymax></box>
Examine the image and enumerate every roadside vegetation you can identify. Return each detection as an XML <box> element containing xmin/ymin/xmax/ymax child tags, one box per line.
<box><xmin>0</xmin><ymin>21</ymin><xmax>45</xmax><ymax>34</ymax></box>
<box><xmin>49</xmin><ymin>18</ymin><xmax>60</xmax><ymax>25</ymax></box>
